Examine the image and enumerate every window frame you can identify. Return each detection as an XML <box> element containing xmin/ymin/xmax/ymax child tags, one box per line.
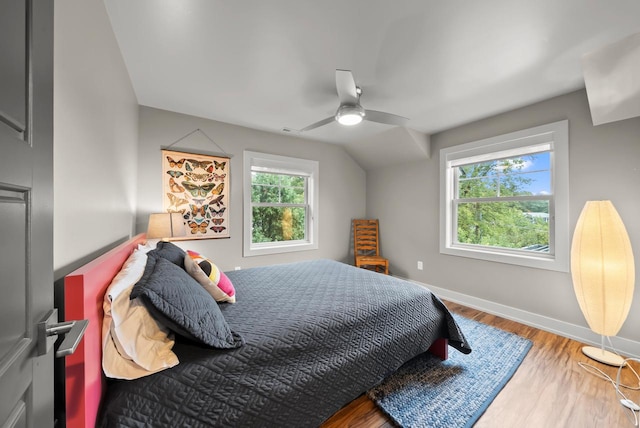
<box><xmin>243</xmin><ymin>151</ymin><xmax>319</xmax><ymax>257</ymax></box>
<box><xmin>440</xmin><ymin>120</ymin><xmax>569</xmax><ymax>272</ymax></box>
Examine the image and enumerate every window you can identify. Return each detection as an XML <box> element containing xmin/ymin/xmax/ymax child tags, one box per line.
<box><xmin>243</xmin><ymin>151</ymin><xmax>319</xmax><ymax>256</ymax></box>
<box><xmin>440</xmin><ymin>121</ymin><xmax>569</xmax><ymax>271</ymax></box>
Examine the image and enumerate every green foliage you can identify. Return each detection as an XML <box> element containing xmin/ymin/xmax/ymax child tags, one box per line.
<box><xmin>252</xmin><ymin>207</ymin><xmax>306</xmax><ymax>243</ymax></box>
<box><xmin>457</xmin><ymin>202</ymin><xmax>549</xmax><ymax>250</ymax></box>
<box><xmin>251</xmin><ymin>172</ymin><xmax>306</xmax><ymax>243</ymax></box>
<box><xmin>456</xmin><ymin>156</ymin><xmax>549</xmax><ymax>251</ymax></box>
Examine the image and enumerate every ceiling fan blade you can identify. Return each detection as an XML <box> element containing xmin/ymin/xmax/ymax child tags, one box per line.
<box><xmin>335</xmin><ymin>69</ymin><xmax>359</xmax><ymax>105</ymax></box>
<box><xmin>365</xmin><ymin>110</ymin><xmax>409</xmax><ymax>127</ymax></box>
<box><xmin>300</xmin><ymin>116</ymin><xmax>335</xmax><ymax>132</ymax></box>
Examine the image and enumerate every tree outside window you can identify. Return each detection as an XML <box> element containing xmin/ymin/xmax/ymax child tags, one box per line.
<box><xmin>455</xmin><ymin>152</ymin><xmax>550</xmax><ymax>252</ymax></box>
<box><xmin>251</xmin><ymin>172</ymin><xmax>307</xmax><ymax>244</ymax></box>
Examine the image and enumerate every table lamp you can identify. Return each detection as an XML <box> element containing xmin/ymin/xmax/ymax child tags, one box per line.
<box><xmin>146</xmin><ymin>212</ymin><xmax>187</xmax><ymax>240</ymax></box>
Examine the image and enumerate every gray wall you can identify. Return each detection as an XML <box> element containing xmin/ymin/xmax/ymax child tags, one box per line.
<box><xmin>136</xmin><ymin>106</ymin><xmax>366</xmax><ymax>270</ymax></box>
<box><xmin>50</xmin><ymin>2</ymin><xmax>637</xmax><ymax>354</ymax></box>
<box><xmin>367</xmin><ymin>89</ymin><xmax>640</xmax><ymax>352</ymax></box>
<box><xmin>53</xmin><ymin>0</ymin><xmax>139</xmax><ymax>276</ymax></box>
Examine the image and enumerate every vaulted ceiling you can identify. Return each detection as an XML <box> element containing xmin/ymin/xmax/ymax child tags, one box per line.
<box><xmin>104</xmin><ymin>0</ymin><xmax>640</xmax><ymax>168</ymax></box>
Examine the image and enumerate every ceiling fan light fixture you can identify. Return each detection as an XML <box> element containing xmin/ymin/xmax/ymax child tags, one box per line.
<box><xmin>335</xmin><ymin>104</ymin><xmax>365</xmax><ymax>126</ymax></box>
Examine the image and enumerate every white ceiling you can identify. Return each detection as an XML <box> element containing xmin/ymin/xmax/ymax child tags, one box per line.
<box><xmin>104</xmin><ymin>0</ymin><xmax>640</xmax><ymax>154</ymax></box>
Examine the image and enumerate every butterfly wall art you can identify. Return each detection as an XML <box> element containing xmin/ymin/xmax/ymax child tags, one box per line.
<box><xmin>162</xmin><ymin>149</ymin><xmax>230</xmax><ymax>239</ymax></box>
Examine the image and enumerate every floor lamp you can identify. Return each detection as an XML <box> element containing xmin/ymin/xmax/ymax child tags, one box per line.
<box><xmin>571</xmin><ymin>201</ymin><xmax>635</xmax><ymax>366</ymax></box>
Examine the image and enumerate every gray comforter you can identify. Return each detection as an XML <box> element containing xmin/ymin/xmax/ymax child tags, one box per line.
<box><xmin>100</xmin><ymin>259</ymin><xmax>471</xmax><ymax>427</ymax></box>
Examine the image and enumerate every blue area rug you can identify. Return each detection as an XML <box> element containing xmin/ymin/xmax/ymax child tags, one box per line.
<box><xmin>368</xmin><ymin>314</ymin><xmax>532</xmax><ymax>428</ymax></box>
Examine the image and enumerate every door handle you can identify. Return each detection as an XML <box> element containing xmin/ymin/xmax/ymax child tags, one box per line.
<box><xmin>37</xmin><ymin>308</ymin><xmax>89</xmax><ymax>357</ymax></box>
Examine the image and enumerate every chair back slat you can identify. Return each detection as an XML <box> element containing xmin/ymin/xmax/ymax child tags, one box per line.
<box><xmin>353</xmin><ymin>219</ymin><xmax>381</xmax><ymax>259</ymax></box>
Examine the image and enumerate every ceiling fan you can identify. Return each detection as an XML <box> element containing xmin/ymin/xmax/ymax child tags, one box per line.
<box><xmin>298</xmin><ymin>69</ymin><xmax>409</xmax><ymax>132</ymax></box>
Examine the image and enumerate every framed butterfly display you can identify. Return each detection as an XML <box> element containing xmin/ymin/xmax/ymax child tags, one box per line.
<box><xmin>162</xmin><ymin>149</ymin><xmax>230</xmax><ymax>239</ymax></box>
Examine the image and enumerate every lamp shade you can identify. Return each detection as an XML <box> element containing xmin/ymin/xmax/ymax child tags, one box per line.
<box><xmin>571</xmin><ymin>201</ymin><xmax>635</xmax><ymax>337</ymax></box>
<box><xmin>146</xmin><ymin>213</ymin><xmax>187</xmax><ymax>239</ymax></box>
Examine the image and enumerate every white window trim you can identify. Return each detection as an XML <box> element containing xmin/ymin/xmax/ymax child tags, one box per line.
<box><xmin>439</xmin><ymin>120</ymin><xmax>569</xmax><ymax>272</ymax></box>
<box><xmin>243</xmin><ymin>151</ymin><xmax>319</xmax><ymax>257</ymax></box>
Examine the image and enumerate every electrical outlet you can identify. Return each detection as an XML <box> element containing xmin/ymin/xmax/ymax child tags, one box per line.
<box><xmin>234</xmin><ymin>266</ymin><xmax>242</xmax><ymax>271</ymax></box>
<box><xmin>417</xmin><ymin>261</ymin><xmax>423</xmax><ymax>270</ymax></box>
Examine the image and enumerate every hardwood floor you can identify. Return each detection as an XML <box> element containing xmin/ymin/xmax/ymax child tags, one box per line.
<box><xmin>321</xmin><ymin>301</ymin><xmax>640</xmax><ymax>428</ymax></box>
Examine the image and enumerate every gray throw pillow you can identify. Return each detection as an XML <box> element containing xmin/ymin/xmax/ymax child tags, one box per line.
<box><xmin>131</xmin><ymin>255</ymin><xmax>244</xmax><ymax>349</ymax></box>
<box><xmin>148</xmin><ymin>241</ymin><xmax>187</xmax><ymax>269</ymax></box>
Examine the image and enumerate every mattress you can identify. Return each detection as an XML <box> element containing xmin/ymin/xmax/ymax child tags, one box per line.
<box><xmin>100</xmin><ymin>259</ymin><xmax>470</xmax><ymax>427</ymax></box>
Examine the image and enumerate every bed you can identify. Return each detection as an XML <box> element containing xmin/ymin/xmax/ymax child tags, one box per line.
<box><xmin>64</xmin><ymin>234</ymin><xmax>471</xmax><ymax>428</ymax></box>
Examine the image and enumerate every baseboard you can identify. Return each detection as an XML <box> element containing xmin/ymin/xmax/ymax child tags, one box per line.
<box><xmin>396</xmin><ymin>276</ymin><xmax>640</xmax><ymax>360</ymax></box>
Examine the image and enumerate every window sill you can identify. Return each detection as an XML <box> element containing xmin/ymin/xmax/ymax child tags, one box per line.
<box><xmin>244</xmin><ymin>241</ymin><xmax>318</xmax><ymax>257</ymax></box>
<box><xmin>440</xmin><ymin>244</ymin><xmax>569</xmax><ymax>272</ymax></box>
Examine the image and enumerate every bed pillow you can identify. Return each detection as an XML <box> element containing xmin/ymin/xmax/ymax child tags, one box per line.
<box><xmin>131</xmin><ymin>256</ymin><xmax>244</xmax><ymax>349</ymax></box>
<box><xmin>103</xmin><ymin>324</ymin><xmax>163</xmax><ymax>380</ymax></box>
<box><xmin>147</xmin><ymin>240</ymin><xmax>187</xmax><ymax>268</ymax></box>
<box><xmin>184</xmin><ymin>250</ymin><xmax>236</xmax><ymax>303</ymax></box>
<box><xmin>102</xmin><ymin>248</ymin><xmax>179</xmax><ymax>379</ymax></box>
<box><xmin>104</xmin><ymin>290</ymin><xmax>179</xmax><ymax>379</ymax></box>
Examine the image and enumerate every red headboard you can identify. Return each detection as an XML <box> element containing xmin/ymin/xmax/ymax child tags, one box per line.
<box><xmin>64</xmin><ymin>234</ymin><xmax>147</xmax><ymax>428</ymax></box>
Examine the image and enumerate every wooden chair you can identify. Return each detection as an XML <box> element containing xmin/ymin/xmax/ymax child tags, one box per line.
<box><xmin>353</xmin><ymin>219</ymin><xmax>389</xmax><ymax>275</ymax></box>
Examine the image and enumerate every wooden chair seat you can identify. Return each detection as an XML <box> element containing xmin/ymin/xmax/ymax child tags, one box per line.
<box><xmin>353</xmin><ymin>219</ymin><xmax>389</xmax><ymax>275</ymax></box>
<box><xmin>355</xmin><ymin>255</ymin><xmax>389</xmax><ymax>274</ymax></box>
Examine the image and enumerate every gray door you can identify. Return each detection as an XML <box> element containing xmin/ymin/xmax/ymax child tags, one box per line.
<box><xmin>0</xmin><ymin>0</ymin><xmax>54</xmax><ymax>427</ymax></box>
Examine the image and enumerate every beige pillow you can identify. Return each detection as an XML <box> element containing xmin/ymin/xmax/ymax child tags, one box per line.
<box><xmin>103</xmin><ymin>323</ymin><xmax>164</xmax><ymax>379</ymax></box>
<box><xmin>102</xmin><ymin>247</ymin><xmax>179</xmax><ymax>379</ymax></box>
